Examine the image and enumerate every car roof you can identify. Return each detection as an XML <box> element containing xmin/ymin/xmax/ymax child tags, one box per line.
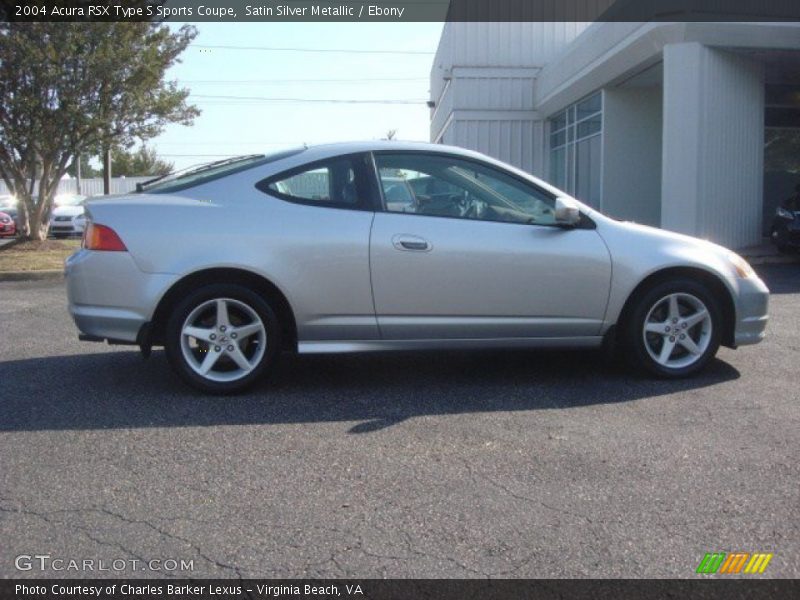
<box><xmin>258</xmin><ymin>140</ymin><xmax>571</xmax><ymax>201</ymax></box>
<box><xmin>301</xmin><ymin>140</ymin><xmax>487</xmax><ymax>160</ymax></box>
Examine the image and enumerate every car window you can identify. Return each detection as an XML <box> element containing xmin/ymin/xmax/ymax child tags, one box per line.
<box><xmin>374</xmin><ymin>153</ymin><xmax>557</xmax><ymax>226</ymax></box>
<box><xmin>261</xmin><ymin>155</ymin><xmax>369</xmax><ymax>209</ymax></box>
<box><xmin>142</xmin><ymin>149</ymin><xmax>306</xmax><ymax>194</ymax></box>
<box><xmin>379</xmin><ymin>171</ymin><xmax>417</xmax><ymax>213</ymax></box>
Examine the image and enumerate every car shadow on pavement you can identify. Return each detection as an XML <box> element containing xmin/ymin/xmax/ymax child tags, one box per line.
<box><xmin>0</xmin><ymin>347</ymin><xmax>740</xmax><ymax>434</ymax></box>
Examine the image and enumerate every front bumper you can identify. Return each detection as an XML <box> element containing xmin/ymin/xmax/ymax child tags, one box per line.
<box><xmin>733</xmin><ymin>275</ymin><xmax>769</xmax><ymax>347</ymax></box>
<box><xmin>65</xmin><ymin>249</ymin><xmax>176</xmax><ymax>343</ymax></box>
<box><xmin>50</xmin><ymin>223</ymin><xmax>83</xmax><ymax>235</ymax></box>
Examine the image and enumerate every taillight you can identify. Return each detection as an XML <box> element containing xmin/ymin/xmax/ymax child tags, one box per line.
<box><xmin>82</xmin><ymin>223</ymin><xmax>127</xmax><ymax>251</ymax></box>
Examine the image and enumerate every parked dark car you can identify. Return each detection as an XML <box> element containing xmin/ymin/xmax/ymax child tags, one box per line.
<box><xmin>770</xmin><ymin>184</ymin><xmax>800</xmax><ymax>253</ymax></box>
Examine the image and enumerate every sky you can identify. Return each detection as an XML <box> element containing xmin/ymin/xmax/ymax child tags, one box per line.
<box><xmin>151</xmin><ymin>22</ymin><xmax>444</xmax><ymax>170</ymax></box>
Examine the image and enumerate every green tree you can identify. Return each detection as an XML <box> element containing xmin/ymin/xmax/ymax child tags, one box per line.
<box><xmin>66</xmin><ymin>155</ymin><xmax>102</xmax><ymax>179</ymax></box>
<box><xmin>0</xmin><ymin>23</ymin><xmax>199</xmax><ymax>240</ymax></box>
<box><xmin>111</xmin><ymin>145</ymin><xmax>173</xmax><ymax>177</ymax></box>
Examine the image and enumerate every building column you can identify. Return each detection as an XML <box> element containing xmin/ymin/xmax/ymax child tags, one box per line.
<box><xmin>661</xmin><ymin>43</ymin><xmax>764</xmax><ymax>249</ymax></box>
<box><xmin>603</xmin><ymin>87</ymin><xmax>663</xmax><ymax>226</ymax></box>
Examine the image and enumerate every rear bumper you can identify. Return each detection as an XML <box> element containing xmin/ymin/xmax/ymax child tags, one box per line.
<box><xmin>65</xmin><ymin>249</ymin><xmax>175</xmax><ymax>343</ymax></box>
<box><xmin>733</xmin><ymin>276</ymin><xmax>769</xmax><ymax>347</ymax></box>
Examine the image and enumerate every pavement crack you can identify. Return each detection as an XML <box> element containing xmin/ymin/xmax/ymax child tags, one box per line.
<box><xmin>0</xmin><ymin>500</ymin><xmax>244</xmax><ymax>579</ymax></box>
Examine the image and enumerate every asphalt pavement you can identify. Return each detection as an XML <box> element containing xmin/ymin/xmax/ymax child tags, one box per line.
<box><xmin>0</xmin><ymin>266</ymin><xmax>798</xmax><ymax>578</ymax></box>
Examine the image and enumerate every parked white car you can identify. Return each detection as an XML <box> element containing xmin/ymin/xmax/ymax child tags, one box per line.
<box><xmin>50</xmin><ymin>194</ymin><xmax>87</xmax><ymax>238</ymax></box>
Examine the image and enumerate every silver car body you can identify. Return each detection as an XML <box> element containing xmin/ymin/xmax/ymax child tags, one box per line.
<box><xmin>65</xmin><ymin>141</ymin><xmax>768</xmax><ymax>354</ymax></box>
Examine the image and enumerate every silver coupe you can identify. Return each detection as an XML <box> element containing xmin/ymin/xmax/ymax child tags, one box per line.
<box><xmin>65</xmin><ymin>142</ymin><xmax>769</xmax><ymax>393</ymax></box>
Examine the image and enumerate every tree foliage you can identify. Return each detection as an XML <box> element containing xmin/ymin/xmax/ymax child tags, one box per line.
<box><xmin>66</xmin><ymin>154</ymin><xmax>102</xmax><ymax>179</ymax></box>
<box><xmin>111</xmin><ymin>145</ymin><xmax>173</xmax><ymax>177</ymax></box>
<box><xmin>0</xmin><ymin>23</ymin><xmax>199</xmax><ymax>239</ymax></box>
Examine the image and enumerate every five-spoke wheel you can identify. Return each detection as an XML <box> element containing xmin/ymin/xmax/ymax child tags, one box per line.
<box><xmin>165</xmin><ymin>284</ymin><xmax>280</xmax><ymax>393</ymax></box>
<box><xmin>642</xmin><ymin>293</ymin><xmax>712</xmax><ymax>369</ymax></box>
<box><xmin>625</xmin><ymin>279</ymin><xmax>722</xmax><ymax>378</ymax></box>
<box><xmin>180</xmin><ymin>298</ymin><xmax>267</xmax><ymax>382</ymax></box>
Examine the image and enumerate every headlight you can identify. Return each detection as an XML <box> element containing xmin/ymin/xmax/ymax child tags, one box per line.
<box><xmin>728</xmin><ymin>252</ymin><xmax>755</xmax><ymax>279</ymax></box>
<box><xmin>777</xmin><ymin>206</ymin><xmax>794</xmax><ymax>220</ymax></box>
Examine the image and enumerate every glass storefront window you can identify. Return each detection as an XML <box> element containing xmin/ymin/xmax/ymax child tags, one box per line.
<box><xmin>548</xmin><ymin>92</ymin><xmax>603</xmax><ymax>208</ymax></box>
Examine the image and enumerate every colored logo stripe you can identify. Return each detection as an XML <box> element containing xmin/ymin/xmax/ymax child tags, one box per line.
<box><xmin>697</xmin><ymin>553</ymin><xmax>726</xmax><ymax>574</ymax></box>
<box><xmin>744</xmin><ymin>553</ymin><xmax>773</xmax><ymax>574</ymax></box>
<box><xmin>719</xmin><ymin>552</ymin><xmax>749</xmax><ymax>573</ymax></box>
<box><xmin>697</xmin><ymin>552</ymin><xmax>773</xmax><ymax>574</ymax></box>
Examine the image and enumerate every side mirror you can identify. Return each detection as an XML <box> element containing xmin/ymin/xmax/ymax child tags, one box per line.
<box><xmin>554</xmin><ymin>197</ymin><xmax>581</xmax><ymax>227</ymax></box>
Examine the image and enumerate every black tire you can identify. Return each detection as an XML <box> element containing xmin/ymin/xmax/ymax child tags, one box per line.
<box><xmin>164</xmin><ymin>283</ymin><xmax>281</xmax><ymax>394</ymax></box>
<box><xmin>622</xmin><ymin>278</ymin><xmax>723</xmax><ymax>378</ymax></box>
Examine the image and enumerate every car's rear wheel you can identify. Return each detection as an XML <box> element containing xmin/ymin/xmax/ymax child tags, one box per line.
<box><xmin>624</xmin><ymin>279</ymin><xmax>722</xmax><ymax>378</ymax></box>
<box><xmin>164</xmin><ymin>284</ymin><xmax>280</xmax><ymax>394</ymax></box>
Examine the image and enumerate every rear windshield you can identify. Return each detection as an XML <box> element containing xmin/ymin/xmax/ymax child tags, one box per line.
<box><xmin>142</xmin><ymin>148</ymin><xmax>306</xmax><ymax>194</ymax></box>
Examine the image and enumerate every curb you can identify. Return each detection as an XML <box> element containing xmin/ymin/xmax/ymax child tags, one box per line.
<box><xmin>0</xmin><ymin>270</ymin><xmax>64</xmax><ymax>282</ymax></box>
<box><xmin>0</xmin><ymin>237</ymin><xmax>22</xmax><ymax>250</ymax></box>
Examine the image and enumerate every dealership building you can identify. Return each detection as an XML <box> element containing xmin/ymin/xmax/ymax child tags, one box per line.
<box><xmin>429</xmin><ymin>21</ymin><xmax>800</xmax><ymax>249</ymax></box>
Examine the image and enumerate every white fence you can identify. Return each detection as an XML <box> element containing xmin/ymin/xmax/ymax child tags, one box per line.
<box><xmin>0</xmin><ymin>177</ymin><xmax>152</xmax><ymax>198</ymax></box>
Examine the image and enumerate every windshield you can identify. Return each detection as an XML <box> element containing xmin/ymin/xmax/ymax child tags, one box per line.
<box><xmin>138</xmin><ymin>155</ymin><xmax>265</xmax><ymax>193</ymax></box>
<box><xmin>139</xmin><ymin>148</ymin><xmax>306</xmax><ymax>194</ymax></box>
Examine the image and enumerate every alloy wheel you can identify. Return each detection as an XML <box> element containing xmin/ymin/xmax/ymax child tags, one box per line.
<box><xmin>179</xmin><ymin>297</ymin><xmax>267</xmax><ymax>382</ymax></box>
<box><xmin>642</xmin><ymin>292</ymin><xmax>713</xmax><ymax>370</ymax></box>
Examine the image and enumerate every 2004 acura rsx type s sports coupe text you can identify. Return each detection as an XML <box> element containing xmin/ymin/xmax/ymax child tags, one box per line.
<box><xmin>65</xmin><ymin>142</ymin><xmax>769</xmax><ymax>393</ymax></box>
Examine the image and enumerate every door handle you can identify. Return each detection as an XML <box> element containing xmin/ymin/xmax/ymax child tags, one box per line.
<box><xmin>392</xmin><ymin>234</ymin><xmax>432</xmax><ymax>252</ymax></box>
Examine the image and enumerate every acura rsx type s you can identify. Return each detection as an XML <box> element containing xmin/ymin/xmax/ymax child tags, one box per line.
<box><xmin>65</xmin><ymin>142</ymin><xmax>769</xmax><ymax>393</ymax></box>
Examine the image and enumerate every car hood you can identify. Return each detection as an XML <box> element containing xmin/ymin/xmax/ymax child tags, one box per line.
<box><xmin>594</xmin><ymin>215</ymin><xmax>746</xmax><ymax>292</ymax></box>
<box><xmin>614</xmin><ymin>219</ymin><xmax>730</xmax><ymax>254</ymax></box>
<box><xmin>51</xmin><ymin>205</ymin><xmax>85</xmax><ymax>218</ymax></box>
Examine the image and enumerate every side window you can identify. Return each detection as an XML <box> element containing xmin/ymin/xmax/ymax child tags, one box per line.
<box><xmin>260</xmin><ymin>155</ymin><xmax>368</xmax><ymax>209</ymax></box>
<box><xmin>374</xmin><ymin>153</ymin><xmax>557</xmax><ymax>226</ymax></box>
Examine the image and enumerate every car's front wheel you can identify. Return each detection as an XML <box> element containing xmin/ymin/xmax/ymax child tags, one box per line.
<box><xmin>164</xmin><ymin>284</ymin><xmax>280</xmax><ymax>394</ymax></box>
<box><xmin>624</xmin><ymin>279</ymin><xmax>722</xmax><ymax>378</ymax></box>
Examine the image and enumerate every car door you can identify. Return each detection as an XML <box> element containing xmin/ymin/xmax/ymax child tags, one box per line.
<box><xmin>368</xmin><ymin>151</ymin><xmax>612</xmax><ymax>340</ymax></box>
<box><xmin>255</xmin><ymin>152</ymin><xmax>380</xmax><ymax>343</ymax></box>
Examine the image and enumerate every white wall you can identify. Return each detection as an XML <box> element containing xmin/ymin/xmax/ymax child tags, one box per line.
<box><xmin>602</xmin><ymin>86</ymin><xmax>663</xmax><ymax>226</ymax></box>
<box><xmin>661</xmin><ymin>43</ymin><xmax>764</xmax><ymax>248</ymax></box>
<box><xmin>431</xmin><ymin>22</ymin><xmax>594</xmax><ymax>90</ymax></box>
<box><xmin>431</xmin><ymin>67</ymin><xmax>539</xmax><ymax>143</ymax></box>
<box><xmin>440</xmin><ymin>119</ymin><xmax>541</xmax><ymax>175</ymax></box>
<box><xmin>430</xmin><ymin>22</ymin><xmax>595</xmax><ymax>174</ymax></box>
